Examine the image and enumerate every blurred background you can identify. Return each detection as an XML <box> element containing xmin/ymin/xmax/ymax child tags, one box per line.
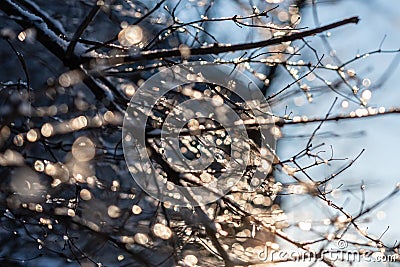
<box><xmin>0</xmin><ymin>0</ymin><xmax>399</xmax><ymax>266</ymax></box>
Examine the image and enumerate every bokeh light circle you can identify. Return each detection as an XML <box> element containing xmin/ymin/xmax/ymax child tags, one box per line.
<box><xmin>122</xmin><ymin>62</ymin><xmax>276</xmax><ymax>206</ymax></box>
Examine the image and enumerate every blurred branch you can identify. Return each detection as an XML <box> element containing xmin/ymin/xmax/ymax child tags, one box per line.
<box><xmin>66</xmin><ymin>3</ymin><xmax>101</xmax><ymax>59</ymax></box>
<box><xmin>0</xmin><ymin>0</ymin><xmax>124</xmax><ymax>110</ymax></box>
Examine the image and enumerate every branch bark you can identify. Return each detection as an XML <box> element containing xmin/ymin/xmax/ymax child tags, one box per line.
<box><xmin>87</xmin><ymin>16</ymin><xmax>359</xmax><ymax>64</ymax></box>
